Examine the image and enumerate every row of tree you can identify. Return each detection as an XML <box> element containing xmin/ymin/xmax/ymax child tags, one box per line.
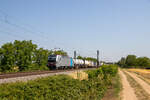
<box><xmin>77</xmin><ymin>56</ymin><xmax>97</xmax><ymax>62</ymax></box>
<box><xmin>118</xmin><ymin>55</ymin><xmax>150</xmax><ymax>68</ymax></box>
<box><xmin>0</xmin><ymin>40</ymin><xmax>67</xmax><ymax>72</ymax></box>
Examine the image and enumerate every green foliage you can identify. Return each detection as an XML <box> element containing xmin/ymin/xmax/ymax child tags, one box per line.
<box><xmin>77</xmin><ymin>56</ymin><xmax>83</xmax><ymax>59</ymax></box>
<box><xmin>0</xmin><ymin>40</ymin><xmax>71</xmax><ymax>72</ymax></box>
<box><xmin>33</xmin><ymin>48</ymin><xmax>50</xmax><ymax>66</ymax></box>
<box><xmin>0</xmin><ymin>65</ymin><xmax>118</xmax><ymax>100</ymax></box>
<box><xmin>125</xmin><ymin>55</ymin><xmax>137</xmax><ymax>66</ymax></box>
<box><xmin>0</xmin><ymin>42</ymin><xmax>16</xmax><ymax>72</ymax></box>
<box><xmin>77</xmin><ymin>56</ymin><xmax>97</xmax><ymax>62</ymax></box>
<box><xmin>136</xmin><ymin>57</ymin><xmax>150</xmax><ymax>68</ymax></box>
<box><xmin>0</xmin><ymin>40</ymin><xmax>54</xmax><ymax>72</ymax></box>
<box><xmin>85</xmin><ymin>57</ymin><xmax>97</xmax><ymax>62</ymax></box>
<box><xmin>118</xmin><ymin>57</ymin><xmax>126</xmax><ymax>67</ymax></box>
<box><xmin>118</xmin><ymin>55</ymin><xmax>150</xmax><ymax>68</ymax></box>
<box><xmin>13</xmin><ymin>40</ymin><xmax>37</xmax><ymax>71</ymax></box>
<box><xmin>53</xmin><ymin>50</ymin><xmax>67</xmax><ymax>56</ymax></box>
<box><xmin>0</xmin><ymin>75</ymin><xmax>104</xmax><ymax>100</ymax></box>
<box><xmin>87</xmin><ymin>65</ymin><xmax>118</xmax><ymax>79</ymax></box>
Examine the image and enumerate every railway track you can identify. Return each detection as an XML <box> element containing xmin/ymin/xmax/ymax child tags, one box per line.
<box><xmin>0</xmin><ymin>68</ymin><xmax>96</xmax><ymax>84</ymax></box>
<box><xmin>0</xmin><ymin>68</ymin><xmax>95</xmax><ymax>79</ymax></box>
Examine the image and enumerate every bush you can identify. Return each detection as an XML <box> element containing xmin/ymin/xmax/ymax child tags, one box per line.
<box><xmin>0</xmin><ymin>75</ymin><xmax>106</xmax><ymax>100</ymax></box>
<box><xmin>86</xmin><ymin>65</ymin><xmax>118</xmax><ymax>79</ymax></box>
<box><xmin>0</xmin><ymin>65</ymin><xmax>118</xmax><ymax>100</ymax></box>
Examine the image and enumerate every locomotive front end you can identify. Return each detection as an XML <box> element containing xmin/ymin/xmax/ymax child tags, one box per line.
<box><xmin>48</xmin><ymin>55</ymin><xmax>57</xmax><ymax>69</ymax></box>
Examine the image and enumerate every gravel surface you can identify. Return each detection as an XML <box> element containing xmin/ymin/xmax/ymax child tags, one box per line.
<box><xmin>0</xmin><ymin>70</ymin><xmax>83</xmax><ymax>84</ymax></box>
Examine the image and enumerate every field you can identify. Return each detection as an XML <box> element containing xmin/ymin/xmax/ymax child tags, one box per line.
<box><xmin>127</xmin><ymin>68</ymin><xmax>150</xmax><ymax>84</ymax></box>
<box><xmin>128</xmin><ymin>69</ymin><xmax>150</xmax><ymax>74</ymax></box>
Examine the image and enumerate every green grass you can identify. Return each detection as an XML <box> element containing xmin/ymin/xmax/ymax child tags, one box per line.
<box><xmin>113</xmin><ymin>73</ymin><xmax>122</xmax><ymax>98</ymax></box>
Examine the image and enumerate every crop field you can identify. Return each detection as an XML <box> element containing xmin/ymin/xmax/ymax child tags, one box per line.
<box><xmin>127</xmin><ymin>69</ymin><xmax>150</xmax><ymax>84</ymax></box>
<box><xmin>128</xmin><ymin>69</ymin><xmax>150</xmax><ymax>74</ymax></box>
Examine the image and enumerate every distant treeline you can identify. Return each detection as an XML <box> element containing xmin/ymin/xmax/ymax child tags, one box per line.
<box><xmin>0</xmin><ymin>40</ymin><xmax>67</xmax><ymax>72</ymax></box>
<box><xmin>77</xmin><ymin>56</ymin><xmax>97</xmax><ymax>62</ymax></box>
<box><xmin>118</xmin><ymin>55</ymin><xmax>150</xmax><ymax>68</ymax></box>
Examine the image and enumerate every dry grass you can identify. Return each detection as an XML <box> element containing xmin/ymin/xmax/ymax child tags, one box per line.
<box><xmin>127</xmin><ymin>69</ymin><xmax>150</xmax><ymax>84</ymax></box>
<box><xmin>69</xmin><ymin>70</ymin><xmax>88</xmax><ymax>80</ymax></box>
<box><xmin>128</xmin><ymin>68</ymin><xmax>150</xmax><ymax>74</ymax></box>
<box><xmin>123</xmin><ymin>70</ymin><xmax>150</xmax><ymax>100</ymax></box>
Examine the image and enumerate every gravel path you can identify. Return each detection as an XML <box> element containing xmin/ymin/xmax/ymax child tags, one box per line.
<box><xmin>119</xmin><ymin>69</ymin><xmax>138</xmax><ymax>100</ymax></box>
<box><xmin>0</xmin><ymin>70</ymin><xmax>77</xmax><ymax>84</ymax></box>
<box><xmin>0</xmin><ymin>68</ymin><xmax>94</xmax><ymax>84</ymax></box>
<box><xmin>125</xmin><ymin>70</ymin><xmax>150</xmax><ymax>95</ymax></box>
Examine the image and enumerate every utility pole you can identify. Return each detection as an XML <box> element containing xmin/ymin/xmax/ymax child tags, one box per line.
<box><xmin>74</xmin><ymin>51</ymin><xmax>76</xmax><ymax>59</ymax></box>
<box><xmin>97</xmin><ymin>50</ymin><xmax>99</xmax><ymax>67</ymax></box>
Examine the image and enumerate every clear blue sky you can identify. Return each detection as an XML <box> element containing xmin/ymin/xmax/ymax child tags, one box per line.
<box><xmin>0</xmin><ymin>0</ymin><xmax>150</xmax><ymax>62</ymax></box>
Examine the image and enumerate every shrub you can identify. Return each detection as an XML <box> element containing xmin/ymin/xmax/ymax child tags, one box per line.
<box><xmin>0</xmin><ymin>75</ymin><xmax>106</xmax><ymax>100</ymax></box>
<box><xmin>0</xmin><ymin>65</ymin><xmax>118</xmax><ymax>100</ymax></box>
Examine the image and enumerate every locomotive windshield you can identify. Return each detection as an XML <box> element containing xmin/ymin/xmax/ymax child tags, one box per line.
<box><xmin>48</xmin><ymin>55</ymin><xmax>56</xmax><ymax>62</ymax></box>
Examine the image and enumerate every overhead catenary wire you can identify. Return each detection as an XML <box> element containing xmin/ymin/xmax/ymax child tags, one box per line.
<box><xmin>0</xmin><ymin>9</ymin><xmax>66</xmax><ymax>49</ymax></box>
<box><xmin>0</xmin><ymin>29</ymin><xmax>38</xmax><ymax>43</ymax></box>
<box><xmin>0</xmin><ymin>9</ymin><xmax>100</xmax><ymax>58</ymax></box>
<box><xmin>0</xmin><ymin>18</ymin><xmax>52</xmax><ymax>43</ymax></box>
<box><xmin>0</xmin><ymin>9</ymin><xmax>59</xmax><ymax>47</ymax></box>
<box><xmin>0</xmin><ymin>9</ymin><xmax>47</xmax><ymax>38</ymax></box>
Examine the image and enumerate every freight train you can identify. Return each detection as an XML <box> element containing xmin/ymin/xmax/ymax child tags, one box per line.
<box><xmin>47</xmin><ymin>54</ymin><xmax>97</xmax><ymax>69</ymax></box>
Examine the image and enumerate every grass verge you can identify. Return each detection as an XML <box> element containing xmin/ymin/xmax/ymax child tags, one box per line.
<box><xmin>102</xmin><ymin>73</ymin><xmax>122</xmax><ymax>100</ymax></box>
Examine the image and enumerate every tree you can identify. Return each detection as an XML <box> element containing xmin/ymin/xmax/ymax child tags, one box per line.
<box><xmin>33</xmin><ymin>48</ymin><xmax>50</xmax><ymax>67</ymax></box>
<box><xmin>118</xmin><ymin>57</ymin><xmax>126</xmax><ymax>67</ymax></box>
<box><xmin>0</xmin><ymin>48</ymin><xmax>2</xmax><ymax>63</ymax></box>
<box><xmin>77</xmin><ymin>56</ymin><xmax>97</xmax><ymax>62</ymax></box>
<box><xmin>53</xmin><ymin>50</ymin><xmax>67</xmax><ymax>56</ymax></box>
<box><xmin>85</xmin><ymin>57</ymin><xmax>97</xmax><ymax>62</ymax></box>
<box><xmin>0</xmin><ymin>40</ymin><xmax>69</xmax><ymax>72</ymax></box>
<box><xmin>13</xmin><ymin>40</ymin><xmax>37</xmax><ymax>71</ymax></box>
<box><xmin>125</xmin><ymin>55</ymin><xmax>137</xmax><ymax>67</ymax></box>
<box><xmin>0</xmin><ymin>43</ymin><xmax>16</xmax><ymax>72</ymax></box>
<box><xmin>77</xmin><ymin>56</ymin><xmax>84</xmax><ymax>59</ymax></box>
<box><xmin>136</xmin><ymin>57</ymin><xmax>150</xmax><ymax>68</ymax></box>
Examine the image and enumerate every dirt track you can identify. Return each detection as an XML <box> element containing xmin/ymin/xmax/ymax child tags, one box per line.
<box><xmin>119</xmin><ymin>69</ymin><xmax>137</xmax><ymax>100</ymax></box>
<box><xmin>125</xmin><ymin>70</ymin><xmax>150</xmax><ymax>95</ymax></box>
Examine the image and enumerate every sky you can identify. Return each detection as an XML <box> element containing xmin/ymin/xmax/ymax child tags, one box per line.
<box><xmin>0</xmin><ymin>0</ymin><xmax>150</xmax><ymax>62</ymax></box>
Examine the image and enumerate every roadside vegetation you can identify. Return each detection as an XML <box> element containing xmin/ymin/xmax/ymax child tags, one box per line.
<box><xmin>102</xmin><ymin>73</ymin><xmax>122</xmax><ymax>100</ymax></box>
<box><xmin>0</xmin><ymin>65</ymin><xmax>119</xmax><ymax>100</ymax></box>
